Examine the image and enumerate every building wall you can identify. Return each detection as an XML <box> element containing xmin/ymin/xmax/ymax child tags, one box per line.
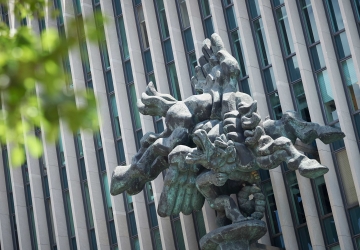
<box><xmin>1</xmin><ymin>0</ymin><xmax>360</xmax><ymax>249</ymax></box>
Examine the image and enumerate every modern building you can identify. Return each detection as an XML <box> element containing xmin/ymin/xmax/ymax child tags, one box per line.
<box><xmin>0</xmin><ymin>0</ymin><xmax>360</xmax><ymax>249</ymax></box>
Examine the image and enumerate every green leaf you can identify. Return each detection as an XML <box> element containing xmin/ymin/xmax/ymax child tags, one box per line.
<box><xmin>26</xmin><ymin>135</ymin><xmax>43</xmax><ymax>158</ymax></box>
<box><xmin>11</xmin><ymin>146</ymin><xmax>25</xmax><ymax>167</ymax></box>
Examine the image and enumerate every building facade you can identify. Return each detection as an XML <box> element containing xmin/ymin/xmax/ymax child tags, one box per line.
<box><xmin>0</xmin><ymin>0</ymin><xmax>360</xmax><ymax>249</ymax></box>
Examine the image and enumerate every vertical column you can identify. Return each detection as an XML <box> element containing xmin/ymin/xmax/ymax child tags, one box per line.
<box><xmin>258</xmin><ymin>0</ymin><xmax>293</xmax><ymax>111</ymax></box>
<box><xmin>24</xmin><ymin>131</ymin><xmax>50</xmax><ymax>249</ymax></box>
<box><xmin>338</xmin><ymin>0</ymin><xmax>360</xmax><ymax>82</ymax></box>
<box><xmin>258</xmin><ymin>1</ymin><xmax>298</xmax><ymax>248</ymax></box>
<box><xmin>311</xmin><ymin>0</ymin><xmax>360</xmax><ymax>215</ymax></box>
<box><xmin>141</xmin><ymin>0</ymin><xmax>169</xmax><ymax>94</ymax></box>
<box><xmin>233</xmin><ymin>0</ymin><xmax>268</xmax><ymax>118</ymax></box>
<box><xmin>151</xmin><ymin>175</ymin><xmax>176</xmax><ymax>250</ymax></box>
<box><xmin>186</xmin><ymin>0</ymin><xmax>205</xmax><ymax>58</ymax></box>
<box><xmin>121</xmin><ymin>0</ymin><xmax>153</xmax><ymax>248</ymax></box>
<box><xmin>8</xmin><ymin>144</ymin><xmax>31</xmax><ymax>249</ymax></box>
<box><xmin>81</xmin><ymin>0</ymin><xmax>132</xmax><ymax>249</ymax></box>
<box><xmin>122</xmin><ymin>0</ymin><xmax>152</xmax><ymax>130</ymax></box>
<box><xmin>58</xmin><ymin>123</ymin><xmax>90</xmax><ymax>249</ymax></box>
<box><xmin>63</xmin><ymin>0</ymin><xmax>110</xmax><ymax>248</ymax></box>
<box><xmin>0</xmin><ymin>153</ymin><xmax>13</xmax><ymax>250</ymax></box>
<box><xmin>208</xmin><ymin>0</ymin><xmax>231</xmax><ymax>51</ymax></box>
<box><xmin>283</xmin><ymin>1</ymin><xmax>330</xmax><ymax>249</ymax></box>
<box><xmin>163</xmin><ymin>0</ymin><xmax>193</xmax><ymax>99</ymax></box>
<box><xmin>41</xmin><ymin>137</ymin><xmax>70</xmax><ymax>249</ymax></box>
<box><xmin>179</xmin><ymin>213</ymin><xmax>198</xmax><ymax>249</ymax></box>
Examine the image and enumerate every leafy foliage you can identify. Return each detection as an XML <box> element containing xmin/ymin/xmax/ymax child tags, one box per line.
<box><xmin>0</xmin><ymin>0</ymin><xmax>102</xmax><ymax>166</ymax></box>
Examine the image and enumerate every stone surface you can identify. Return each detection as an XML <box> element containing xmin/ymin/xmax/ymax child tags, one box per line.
<box><xmin>199</xmin><ymin>220</ymin><xmax>267</xmax><ymax>250</ymax></box>
<box><xmin>110</xmin><ymin>33</ymin><xmax>345</xmax><ymax>249</ymax></box>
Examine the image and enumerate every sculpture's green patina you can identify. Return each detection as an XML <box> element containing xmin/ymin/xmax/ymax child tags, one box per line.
<box><xmin>110</xmin><ymin>34</ymin><xmax>344</xmax><ymax>250</ymax></box>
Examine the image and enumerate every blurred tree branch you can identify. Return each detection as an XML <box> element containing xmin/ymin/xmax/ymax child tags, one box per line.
<box><xmin>0</xmin><ymin>0</ymin><xmax>104</xmax><ymax>166</ymax></box>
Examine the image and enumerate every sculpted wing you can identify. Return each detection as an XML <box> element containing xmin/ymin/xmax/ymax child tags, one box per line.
<box><xmin>157</xmin><ymin>145</ymin><xmax>205</xmax><ymax>217</ymax></box>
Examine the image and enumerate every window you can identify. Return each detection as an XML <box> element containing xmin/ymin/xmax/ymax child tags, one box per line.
<box><xmin>137</xmin><ymin>6</ymin><xmax>150</xmax><ymax>49</ymax></box>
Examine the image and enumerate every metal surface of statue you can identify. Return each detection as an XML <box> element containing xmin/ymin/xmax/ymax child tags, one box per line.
<box><xmin>110</xmin><ymin>34</ymin><xmax>345</xmax><ymax>250</ymax></box>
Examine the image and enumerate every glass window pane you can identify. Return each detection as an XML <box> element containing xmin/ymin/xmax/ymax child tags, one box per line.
<box><xmin>194</xmin><ymin>210</ymin><xmax>207</xmax><ymax>238</ymax></box>
<box><xmin>273</xmin><ymin>0</ymin><xmax>284</xmax><ymax>7</ymax></box>
<box><xmin>354</xmin><ymin>0</ymin><xmax>360</xmax><ymax>21</ymax></box>
<box><xmin>149</xmin><ymin>203</ymin><xmax>158</xmax><ymax>227</ymax></box>
<box><xmin>323</xmin><ymin>216</ymin><xmax>338</xmax><ymax>244</ymax></box>
<box><xmin>174</xmin><ymin>220</ymin><xmax>186</xmax><ymax>250</ymax></box>
<box><xmin>293</xmin><ymin>82</ymin><xmax>310</xmax><ymax>122</ymax></box>
<box><xmin>129</xmin><ymin>84</ymin><xmax>142</xmax><ymax>130</ymax></box>
<box><xmin>125</xmin><ymin>61</ymin><xmax>134</xmax><ymax>83</ymax></box>
<box><xmin>184</xmin><ymin>29</ymin><xmax>195</xmax><ymax>52</ymax></box>
<box><xmin>98</xmin><ymin>148</ymin><xmax>106</xmax><ymax>172</ymax></box>
<box><xmin>254</xmin><ymin>18</ymin><xmax>271</xmax><ymax>67</ymax></box>
<box><xmin>317</xmin><ymin>70</ymin><xmax>337</xmax><ymax>123</ymax></box>
<box><xmin>285</xmin><ymin>171</ymin><xmax>306</xmax><ymax>224</ymax></box>
<box><xmin>287</xmin><ymin>56</ymin><xmax>300</xmax><ymax>82</ymax></box>
<box><xmin>276</xmin><ymin>6</ymin><xmax>295</xmax><ymax>56</ymax></box>
<box><xmin>103</xmin><ymin>174</ymin><xmax>113</xmax><ymax>219</ymax></box>
<box><xmin>262</xmin><ymin>181</ymin><xmax>282</xmax><ymax>234</ymax></box>
<box><xmin>326</xmin><ymin>0</ymin><xmax>344</xmax><ymax>32</ymax></box>
<box><xmin>189</xmin><ymin>52</ymin><xmax>197</xmax><ymax>76</ymax></box>
<box><xmin>270</xmin><ymin>92</ymin><xmax>283</xmax><ymax>120</ymax></box>
<box><xmin>101</xmin><ymin>41</ymin><xmax>110</xmax><ymax>70</ymax></box>
<box><xmin>144</xmin><ymin>50</ymin><xmax>154</xmax><ymax>73</ymax></box>
<box><xmin>342</xmin><ymin>58</ymin><xmax>360</xmax><ymax>111</ymax></box>
<box><xmin>110</xmin><ymin>95</ymin><xmax>121</xmax><ymax>138</ymax></box>
<box><xmin>310</xmin><ymin>44</ymin><xmax>325</xmax><ymax>71</ymax></box>
<box><xmin>164</xmin><ymin>39</ymin><xmax>174</xmax><ymax>62</ymax></box>
<box><xmin>133</xmin><ymin>237</ymin><xmax>140</xmax><ymax>250</ymax></box>
<box><xmin>153</xmin><ymin>228</ymin><xmax>162</xmax><ymax>250</ymax></box>
<box><xmin>314</xmin><ymin>176</ymin><xmax>332</xmax><ymax>215</ymax></box>
<box><xmin>264</xmin><ymin>67</ymin><xmax>276</xmax><ymax>92</ymax></box>
<box><xmin>335</xmin><ymin>32</ymin><xmax>351</xmax><ymax>60</ymax></box>
<box><xmin>109</xmin><ymin>220</ymin><xmax>117</xmax><ymax>244</ymax></box>
<box><xmin>114</xmin><ymin>0</ymin><xmax>122</xmax><ymax>16</ymax></box>
<box><xmin>179</xmin><ymin>0</ymin><xmax>190</xmax><ymax>28</ymax></box>
<box><xmin>300</xmin><ymin>0</ymin><xmax>319</xmax><ymax>44</ymax></box>
<box><xmin>204</xmin><ymin>18</ymin><xmax>214</xmax><ymax>38</ymax></box>
<box><xmin>355</xmin><ymin>113</ymin><xmax>360</xmax><ymax>140</ymax></box>
<box><xmin>201</xmin><ymin>0</ymin><xmax>211</xmax><ymax>17</ymax></box>
<box><xmin>117</xmin><ymin>140</ymin><xmax>126</xmax><ymax>163</ymax></box>
<box><xmin>65</xmin><ymin>192</ymin><xmax>75</xmax><ymax>236</ymax></box>
<box><xmin>225</xmin><ymin>5</ymin><xmax>237</xmax><ymax>30</ymax></box>
<box><xmin>149</xmin><ymin>73</ymin><xmax>156</xmax><ymax>87</ymax></box>
<box><xmin>156</xmin><ymin>0</ymin><xmax>170</xmax><ymax>39</ymax></box>
<box><xmin>259</xmin><ymin>169</ymin><xmax>270</xmax><ymax>181</ymax></box>
<box><xmin>248</xmin><ymin>0</ymin><xmax>260</xmax><ymax>19</ymax></box>
<box><xmin>106</xmin><ymin>71</ymin><xmax>114</xmax><ymax>93</ymax></box>
<box><xmin>146</xmin><ymin>182</ymin><xmax>154</xmax><ymax>201</ymax></box>
<box><xmin>118</xmin><ymin>17</ymin><xmax>129</xmax><ymax>60</ymax></box>
<box><xmin>349</xmin><ymin>206</ymin><xmax>360</xmax><ymax>235</ymax></box>
<box><xmin>156</xmin><ymin>117</ymin><xmax>164</xmax><ymax>133</ymax></box>
<box><xmin>84</xmin><ymin>183</ymin><xmax>94</xmax><ymax>228</ymax></box>
<box><xmin>231</xmin><ymin>30</ymin><xmax>247</xmax><ymax>78</ymax></box>
<box><xmin>48</xmin><ymin>200</ymin><xmax>56</xmax><ymax>245</ymax></box>
<box><xmin>240</xmin><ymin>78</ymin><xmax>251</xmax><ymax>96</ymax></box>
<box><xmin>30</xmin><ymin>208</ymin><xmax>38</xmax><ymax>248</ymax></box>
<box><xmin>169</xmin><ymin>63</ymin><xmax>182</xmax><ymax>100</ymax></box>
<box><xmin>80</xmin><ymin>158</ymin><xmax>87</xmax><ymax>181</ymax></box>
<box><xmin>298</xmin><ymin>226</ymin><xmax>312</xmax><ymax>250</ymax></box>
<box><xmin>336</xmin><ymin>150</ymin><xmax>358</xmax><ymax>206</ymax></box>
<box><xmin>61</xmin><ymin>166</ymin><xmax>68</xmax><ymax>189</ymax></box>
<box><xmin>137</xmin><ymin>6</ymin><xmax>150</xmax><ymax>48</ymax></box>
<box><xmin>129</xmin><ymin>211</ymin><xmax>138</xmax><ymax>236</ymax></box>
<box><xmin>273</xmin><ymin>235</ymin><xmax>285</xmax><ymax>248</ymax></box>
